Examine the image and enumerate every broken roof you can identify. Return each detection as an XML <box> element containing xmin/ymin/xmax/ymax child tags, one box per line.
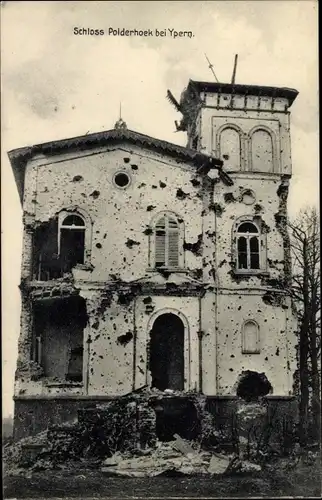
<box><xmin>8</xmin><ymin>128</ymin><xmax>226</xmax><ymax>204</ymax></box>
<box><xmin>186</xmin><ymin>80</ymin><xmax>299</xmax><ymax>107</ymax></box>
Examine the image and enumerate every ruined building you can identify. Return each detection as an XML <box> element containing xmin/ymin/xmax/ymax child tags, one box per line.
<box><xmin>9</xmin><ymin>80</ymin><xmax>299</xmax><ymax>440</ymax></box>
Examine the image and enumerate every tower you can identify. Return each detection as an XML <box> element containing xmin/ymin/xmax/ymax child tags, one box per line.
<box><xmin>172</xmin><ymin>79</ymin><xmax>299</xmax><ymax>398</ymax></box>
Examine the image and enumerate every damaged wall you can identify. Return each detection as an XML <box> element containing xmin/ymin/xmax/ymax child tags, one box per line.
<box><xmin>84</xmin><ymin>290</ymin><xmax>135</xmax><ymax>396</ymax></box>
<box><xmin>199</xmin><ymin>93</ymin><xmax>292</xmax><ymax>177</ymax></box>
<box><xmin>213</xmin><ymin>176</ymin><xmax>288</xmax><ymax>288</ymax></box>
<box><xmin>13</xmin><ymin>86</ymin><xmax>298</xmax><ymax>433</ymax></box>
<box><xmin>216</xmin><ymin>293</ymin><xmax>296</xmax><ymax>395</ymax></box>
<box><xmin>24</xmin><ymin>145</ymin><xmax>204</xmax><ymax>282</ymax></box>
<box><xmin>15</xmin><ymin>144</ymin><xmax>206</xmax><ymax>400</ymax></box>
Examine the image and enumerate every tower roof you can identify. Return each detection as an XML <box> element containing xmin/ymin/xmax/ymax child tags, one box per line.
<box><xmin>186</xmin><ymin>80</ymin><xmax>299</xmax><ymax>107</ymax></box>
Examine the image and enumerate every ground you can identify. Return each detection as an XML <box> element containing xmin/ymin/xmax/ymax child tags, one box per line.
<box><xmin>3</xmin><ymin>457</ymin><xmax>321</xmax><ymax>499</ymax></box>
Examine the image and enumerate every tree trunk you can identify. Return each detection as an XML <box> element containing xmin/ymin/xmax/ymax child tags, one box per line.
<box><xmin>309</xmin><ymin>326</ymin><xmax>321</xmax><ymax>443</ymax></box>
<box><xmin>299</xmin><ymin>238</ymin><xmax>310</xmax><ymax>448</ymax></box>
<box><xmin>299</xmin><ymin>322</ymin><xmax>310</xmax><ymax>447</ymax></box>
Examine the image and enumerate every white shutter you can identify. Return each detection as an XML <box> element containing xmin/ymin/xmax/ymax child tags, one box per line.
<box><xmin>168</xmin><ymin>221</ymin><xmax>179</xmax><ymax>267</ymax></box>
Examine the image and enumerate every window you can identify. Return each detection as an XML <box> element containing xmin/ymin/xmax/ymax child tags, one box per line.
<box><xmin>218</xmin><ymin>126</ymin><xmax>242</xmax><ymax>171</ymax></box>
<box><xmin>58</xmin><ymin>214</ymin><xmax>85</xmax><ymax>273</ymax></box>
<box><xmin>113</xmin><ymin>171</ymin><xmax>131</xmax><ymax>188</ymax></box>
<box><xmin>242</xmin><ymin>320</ymin><xmax>260</xmax><ymax>354</ymax></box>
<box><xmin>32</xmin><ymin>297</ymin><xmax>86</xmax><ymax>383</ymax></box>
<box><xmin>34</xmin><ymin>209</ymin><xmax>91</xmax><ymax>281</ymax></box>
<box><xmin>237</xmin><ymin>222</ymin><xmax>260</xmax><ymax>271</ymax></box>
<box><xmin>154</xmin><ymin>215</ymin><xmax>180</xmax><ymax>268</ymax></box>
<box><xmin>251</xmin><ymin>129</ymin><xmax>274</xmax><ymax>173</ymax></box>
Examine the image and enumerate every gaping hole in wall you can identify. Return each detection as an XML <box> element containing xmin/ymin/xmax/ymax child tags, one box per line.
<box><xmin>153</xmin><ymin>398</ymin><xmax>200</xmax><ymax>442</ymax></box>
<box><xmin>33</xmin><ymin>296</ymin><xmax>87</xmax><ymax>382</ymax></box>
<box><xmin>33</xmin><ymin>215</ymin><xmax>85</xmax><ymax>280</ymax></box>
<box><xmin>236</xmin><ymin>370</ymin><xmax>272</xmax><ymax>402</ymax></box>
<box><xmin>150</xmin><ymin>313</ymin><xmax>184</xmax><ymax>391</ymax></box>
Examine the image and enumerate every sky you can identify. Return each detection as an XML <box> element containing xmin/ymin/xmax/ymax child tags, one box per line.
<box><xmin>1</xmin><ymin>0</ymin><xmax>319</xmax><ymax>417</ymax></box>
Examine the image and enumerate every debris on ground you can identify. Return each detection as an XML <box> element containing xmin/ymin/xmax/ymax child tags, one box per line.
<box><xmin>99</xmin><ymin>437</ymin><xmax>263</xmax><ymax>478</ymax></box>
<box><xmin>3</xmin><ymin>430</ymin><xmax>265</xmax><ymax>478</ymax></box>
<box><xmin>171</xmin><ymin>433</ymin><xmax>196</xmax><ymax>456</ymax></box>
<box><xmin>3</xmin><ymin>430</ymin><xmax>49</xmax><ymax>475</ymax></box>
<box><xmin>208</xmin><ymin>453</ymin><xmax>232</xmax><ymax>474</ymax></box>
<box><xmin>101</xmin><ymin>442</ymin><xmax>210</xmax><ymax>477</ymax></box>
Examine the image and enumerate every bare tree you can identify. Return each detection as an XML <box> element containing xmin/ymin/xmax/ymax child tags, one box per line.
<box><xmin>289</xmin><ymin>207</ymin><xmax>321</xmax><ymax>446</ymax></box>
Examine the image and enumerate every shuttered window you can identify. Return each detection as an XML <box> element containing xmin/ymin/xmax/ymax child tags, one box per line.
<box><xmin>155</xmin><ymin>215</ymin><xmax>179</xmax><ymax>268</ymax></box>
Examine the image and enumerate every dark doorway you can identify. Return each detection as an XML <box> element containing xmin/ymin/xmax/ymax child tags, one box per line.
<box><xmin>154</xmin><ymin>398</ymin><xmax>200</xmax><ymax>442</ymax></box>
<box><xmin>150</xmin><ymin>313</ymin><xmax>184</xmax><ymax>391</ymax></box>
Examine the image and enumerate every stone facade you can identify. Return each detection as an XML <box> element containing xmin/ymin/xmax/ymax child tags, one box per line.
<box><xmin>9</xmin><ymin>80</ymin><xmax>299</xmax><ymax>439</ymax></box>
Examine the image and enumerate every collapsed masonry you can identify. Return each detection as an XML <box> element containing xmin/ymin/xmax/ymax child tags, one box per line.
<box><xmin>11</xmin><ymin>389</ymin><xmax>297</xmax><ymax>476</ymax></box>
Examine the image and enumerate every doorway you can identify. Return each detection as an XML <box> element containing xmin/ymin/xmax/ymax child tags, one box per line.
<box><xmin>149</xmin><ymin>313</ymin><xmax>184</xmax><ymax>391</ymax></box>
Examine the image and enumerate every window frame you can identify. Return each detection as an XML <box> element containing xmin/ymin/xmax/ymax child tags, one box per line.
<box><xmin>233</xmin><ymin>217</ymin><xmax>267</xmax><ymax>275</ymax></box>
<box><xmin>248</xmin><ymin>125</ymin><xmax>279</xmax><ymax>174</ymax></box>
<box><xmin>148</xmin><ymin>211</ymin><xmax>185</xmax><ymax>271</ymax></box>
<box><xmin>237</xmin><ymin>222</ymin><xmax>260</xmax><ymax>272</ymax></box>
<box><xmin>242</xmin><ymin>320</ymin><xmax>260</xmax><ymax>354</ymax></box>
<box><xmin>215</xmin><ymin>123</ymin><xmax>245</xmax><ymax>171</ymax></box>
<box><xmin>58</xmin><ymin>209</ymin><xmax>92</xmax><ymax>266</ymax></box>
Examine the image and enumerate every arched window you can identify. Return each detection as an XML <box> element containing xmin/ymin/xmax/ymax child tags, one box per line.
<box><xmin>251</xmin><ymin>129</ymin><xmax>274</xmax><ymax>173</ymax></box>
<box><xmin>237</xmin><ymin>222</ymin><xmax>260</xmax><ymax>270</ymax></box>
<box><xmin>154</xmin><ymin>214</ymin><xmax>180</xmax><ymax>268</ymax></box>
<box><xmin>242</xmin><ymin>320</ymin><xmax>260</xmax><ymax>354</ymax></box>
<box><xmin>58</xmin><ymin>213</ymin><xmax>86</xmax><ymax>272</ymax></box>
<box><xmin>219</xmin><ymin>127</ymin><xmax>241</xmax><ymax>171</ymax></box>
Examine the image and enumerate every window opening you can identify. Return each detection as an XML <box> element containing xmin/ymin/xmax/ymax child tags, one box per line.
<box><xmin>155</xmin><ymin>215</ymin><xmax>179</xmax><ymax>268</ymax></box>
<box><xmin>59</xmin><ymin>214</ymin><xmax>85</xmax><ymax>273</ymax></box>
<box><xmin>150</xmin><ymin>313</ymin><xmax>184</xmax><ymax>391</ymax></box>
<box><xmin>237</xmin><ymin>222</ymin><xmax>260</xmax><ymax>270</ymax></box>
<box><xmin>114</xmin><ymin>172</ymin><xmax>130</xmax><ymax>188</ymax></box>
<box><xmin>242</xmin><ymin>320</ymin><xmax>260</xmax><ymax>354</ymax></box>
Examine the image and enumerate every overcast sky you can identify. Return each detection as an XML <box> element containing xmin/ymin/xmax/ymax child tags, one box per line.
<box><xmin>1</xmin><ymin>0</ymin><xmax>318</xmax><ymax>417</ymax></box>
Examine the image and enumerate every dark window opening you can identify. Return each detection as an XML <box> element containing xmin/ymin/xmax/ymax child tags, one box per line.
<box><xmin>237</xmin><ymin>236</ymin><xmax>247</xmax><ymax>269</ymax></box>
<box><xmin>33</xmin><ymin>214</ymin><xmax>86</xmax><ymax>281</ymax></box>
<box><xmin>238</xmin><ymin>222</ymin><xmax>259</xmax><ymax>233</ymax></box>
<box><xmin>33</xmin><ymin>218</ymin><xmax>60</xmax><ymax>280</ymax></box>
<box><xmin>153</xmin><ymin>398</ymin><xmax>200</xmax><ymax>442</ymax></box>
<box><xmin>114</xmin><ymin>172</ymin><xmax>130</xmax><ymax>188</ymax></box>
<box><xmin>62</xmin><ymin>215</ymin><xmax>85</xmax><ymax>226</ymax></box>
<box><xmin>67</xmin><ymin>346</ymin><xmax>84</xmax><ymax>382</ymax></box>
<box><xmin>237</xmin><ymin>222</ymin><xmax>260</xmax><ymax>271</ymax></box>
<box><xmin>250</xmin><ymin>236</ymin><xmax>260</xmax><ymax>269</ymax></box>
<box><xmin>33</xmin><ymin>297</ymin><xmax>87</xmax><ymax>383</ymax></box>
<box><xmin>236</xmin><ymin>370</ymin><xmax>272</xmax><ymax>402</ymax></box>
<box><xmin>60</xmin><ymin>227</ymin><xmax>85</xmax><ymax>270</ymax></box>
<box><xmin>150</xmin><ymin>313</ymin><xmax>184</xmax><ymax>391</ymax></box>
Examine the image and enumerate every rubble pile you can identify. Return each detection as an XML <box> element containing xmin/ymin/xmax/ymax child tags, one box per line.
<box><xmin>3</xmin><ymin>429</ymin><xmax>49</xmax><ymax>475</ymax></box>
<box><xmin>3</xmin><ymin>393</ymin><xmax>298</xmax><ymax>478</ymax></box>
<box><xmin>100</xmin><ymin>434</ymin><xmax>262</xmax><ymax>477</ymax></box>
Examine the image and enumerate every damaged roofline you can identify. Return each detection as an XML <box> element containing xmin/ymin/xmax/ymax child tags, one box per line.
<box><xmin>187</xmin><ymin>80</ymin><xmax>299</xmax><ymax>107</ymax></box>
<box><xmin>7</xmin><ymin>128</ymin><xmax>224</xmax><ymax>204</ymax></box>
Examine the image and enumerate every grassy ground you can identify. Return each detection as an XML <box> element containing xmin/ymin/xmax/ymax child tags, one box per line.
<box><xmin>3</xmin><ymin>458</ymin><xmax>321</xmax><ymax>499</ymax></box>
